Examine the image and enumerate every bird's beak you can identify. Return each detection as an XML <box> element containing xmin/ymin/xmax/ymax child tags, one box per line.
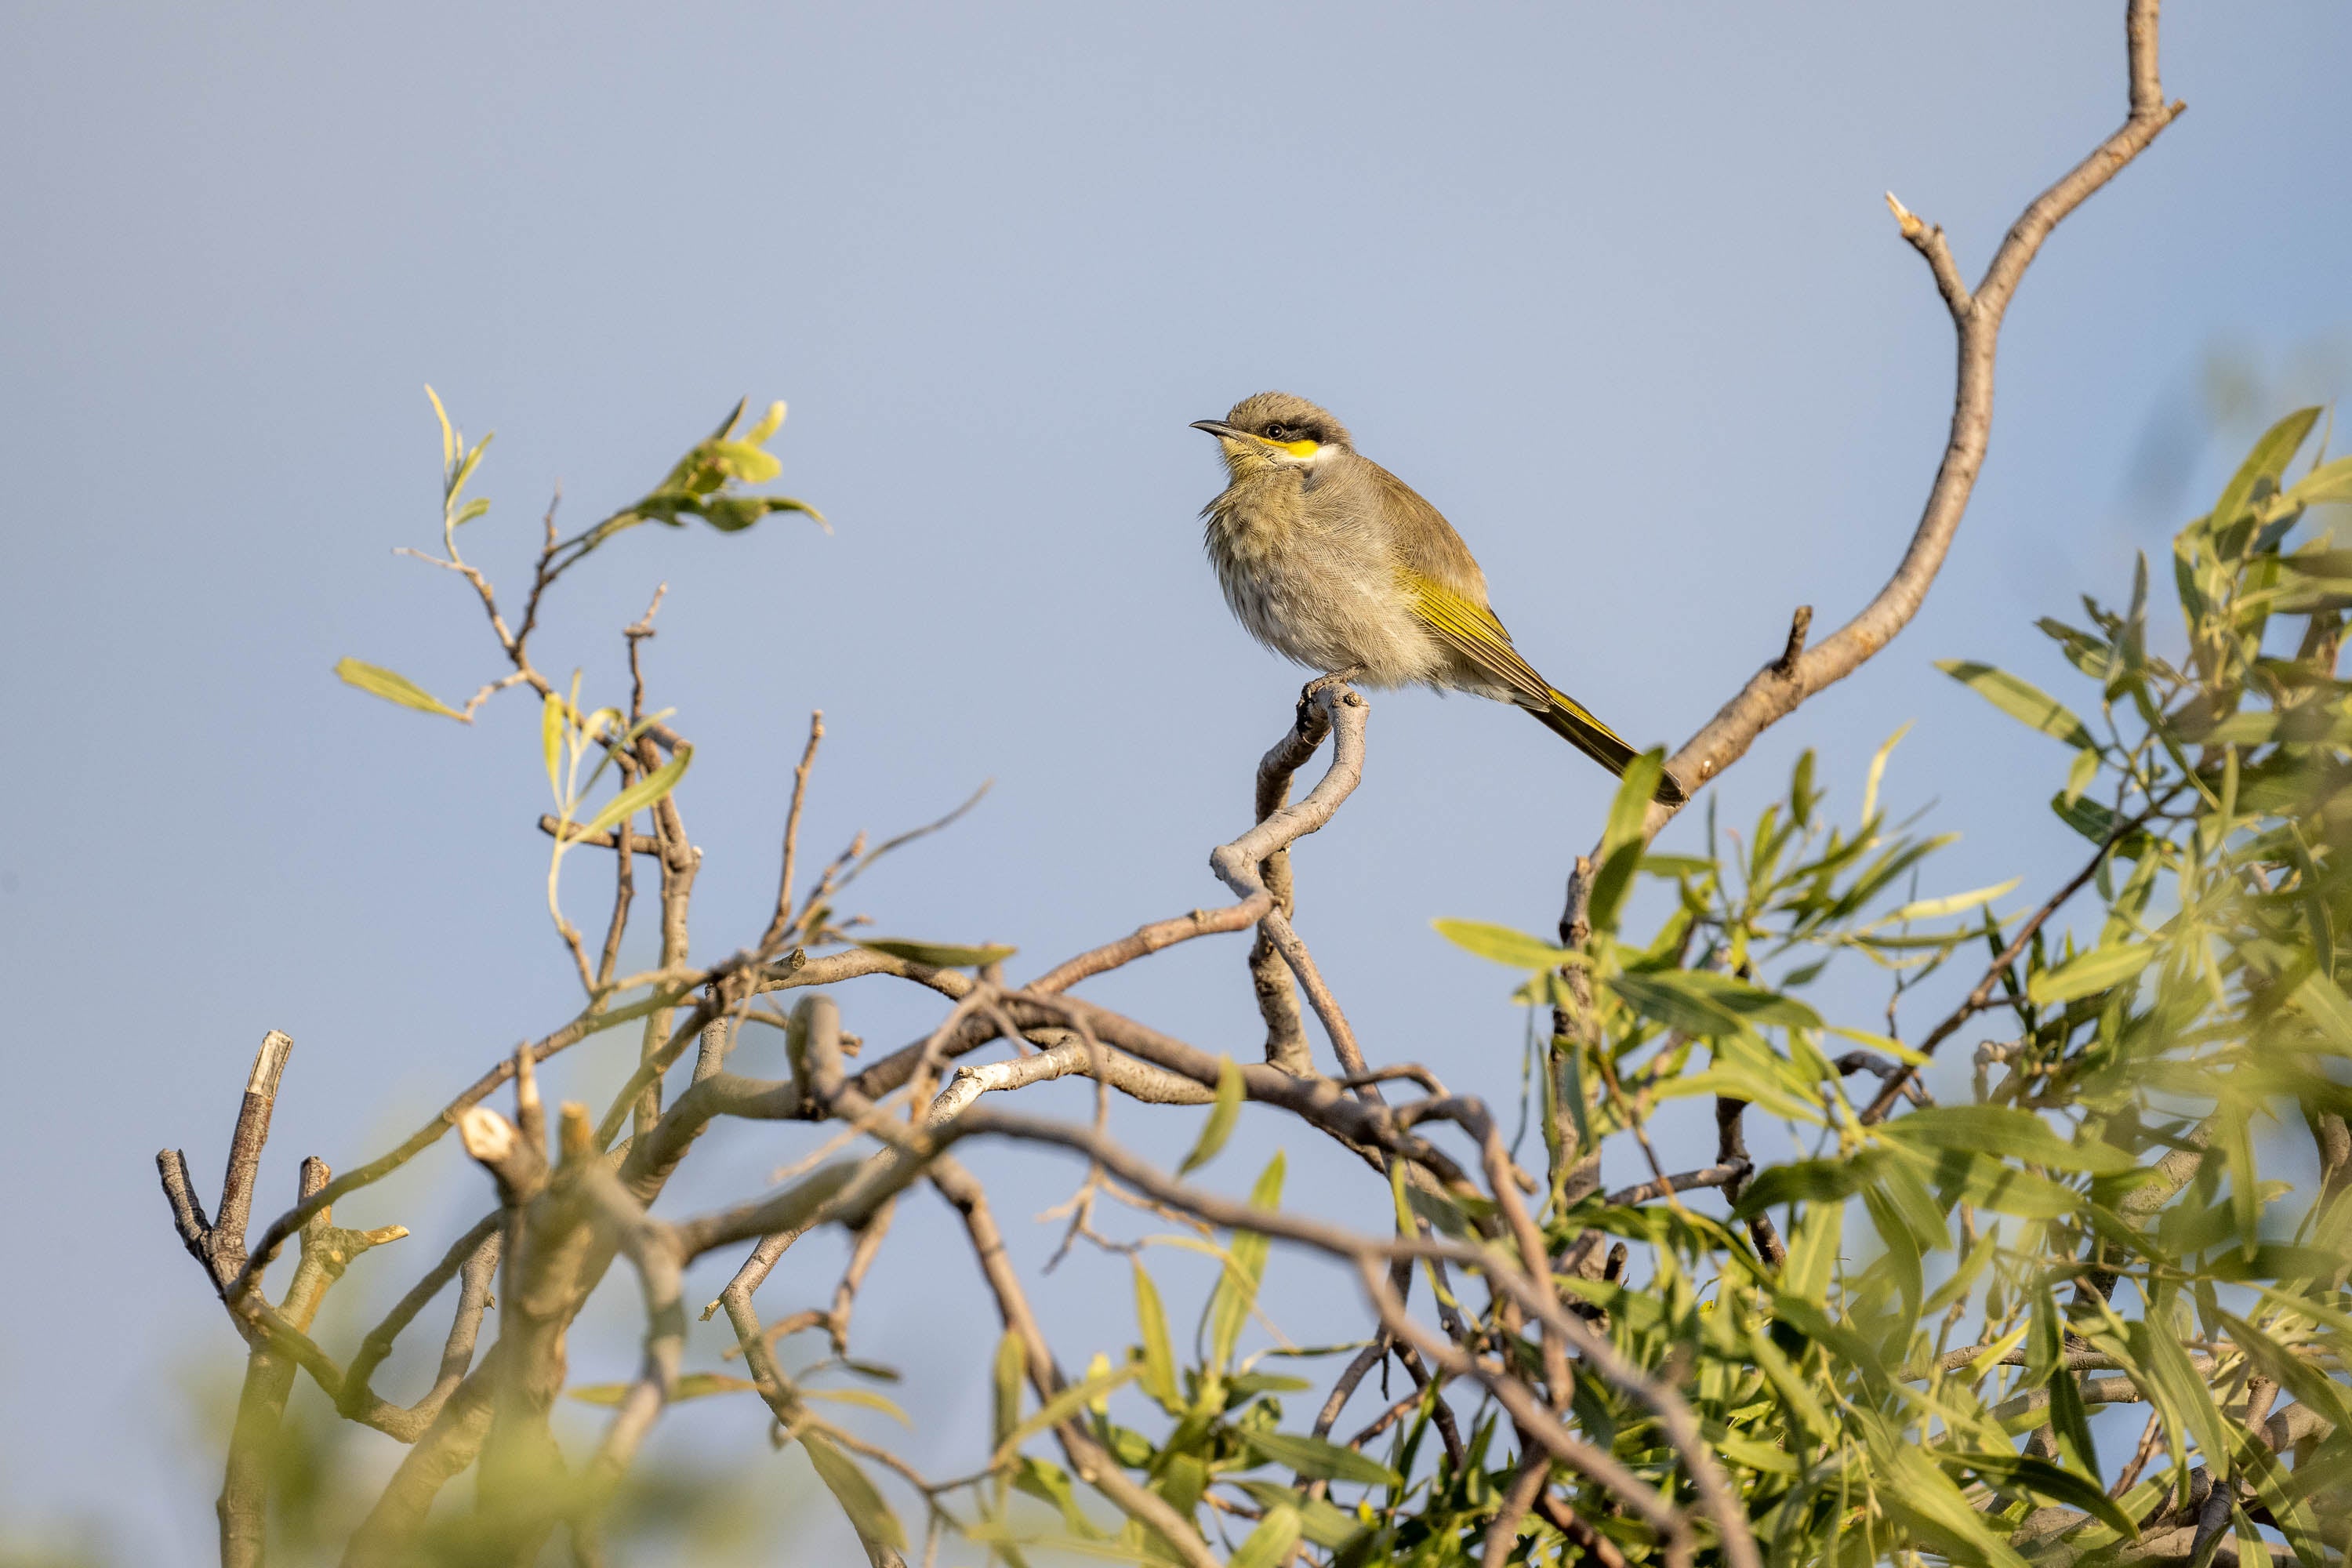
<box><xmin>1189</xmin><ymin>419</ymin><xmax>1242</xmax><ymax>440</ymax></box>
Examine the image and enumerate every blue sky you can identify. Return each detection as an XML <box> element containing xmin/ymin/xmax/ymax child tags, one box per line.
<box><xmin>4</xmin><ymin>4</ymin><xmax>2350</xmax><ymax>1561</ymax></box>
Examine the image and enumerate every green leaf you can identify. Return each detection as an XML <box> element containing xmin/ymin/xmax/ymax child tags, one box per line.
<box><xmin>333</xmin><ymin>657</ymin><xmax>463</xmax><ymax>720</ymax></box>
<box><xmin>2289</xmin><ymin>971</ymin><xmax>2352</xmax><ymax>1055</ymax></box>
<box><xmin>2288</xmin><ymin>454</ymin><xmax>2352</xmax><ymax>507</ymax></box>
<box><xmin>1927</xmin><ymin>1148</ymin><xmax>2084</xmax><ymax>1219</ymax></box>
<box><xmin>1585</xmin><ymin>749</ymin><xmax>1665</xmax><ymax>934</ymax></box>
<box><xmin>1229</xmin><ymin>1482</ymin><xmax>1367</xmax><ymax>1550</ymax></box>
<box><xmin>2214</xmin><ymin>407</ymin><xmax>2321</xmax><ymax>524</ymax></box>
<box><xmin>540</xmin><ymin>692</ymin><xmax>564</xmax><ymax>799</ymax></box>
<box><xmin>800</xmin><ymin>1428</ymin><xmax>906</xmax><ymax>1550</ymax></box>
<box><xmin>797</xmin><ymin>1387</ymin><xmax>913</xmax><ymax>1427</ymax></box>
<box><xmin>992</xmin><ymin>1329</ymin><xmax>1025</xmax><ymax>1446</ymax></box>
<box><xmin>578</xmin><ymin>743</ymin><xmax>692</xmax><ymax>840</ymax></box>
<box><xmin>1608</xmin><ymin>968</ymin><xmax>1821</xmax><ymax>1037</ymax></box>
<box><xmin>451</xmin><ymin>495</ymin><xmax>491</xmax><ymax>527</ymax></box>
<box><xmin>1878</xmin><ymin>1442</ymin><xmax>2032</xmax><ymax>1568</ymax></box>
<box><xmin>447</xmin><ymin>432</ymin><xmax>491</xmax><ymax>500</ymax></box>
<box><xmin>1747</xmin><ymin>1325</ymin><xmax>1836</xmax><ymax>1443</ymax></box>
<box><xmin>1935</xmin><ymin>660</ymin><xmax>2096</xmax><ymax>749</ymax></box>
<box><xmin>709</xmin><ymin>437</ymin><xmax>782</xmax><ymax>485</ymax></box>
<box><xmin>1132</xmin><ymin>1263</ymin><xmax>1178</xmax><ymax>1410</ymax></box>
<box><xmin>2063</xmin><ymin>745</ymin><xmax>2100</xmax><ymax>806</ymax></box>
<box><xmin>2048</xmin><ymin>791</ymin><xmax>2151</xmax><ymax>856</ymax></box>
<box><xmin>1861</xmin><ymin>721</ymin><xmax>1911</xmax><ymax>826</ymax></box>
<box><xmin>991</xmin><ymin>1361</ymin><xmax>1138</xmax><ymax>1466</ymax></box>
<box><xmin>1882</xmin><ymin>1105</ymin><xmax>2138</xmax><ymax>1176</ymax></box>
<box><xmin>1430</xmin><ymin>919</ymin><xmax>1569</xmax><ymax>971</ymax></box>
<box><xmin>2214</xmin><ymin>1307</ymin><xmax>2352</xmax><ymax>1435</ymax></box>
<box><xmin>569</xmin><ymin>1371</ymin><xmax>753</xmax><ymax>1405</ymax></box>
<box><xmin>1241</xmin><ymin>1429</ymin><xmax>1400</xmax><ymax>1487</ymax></box>
<box><xmin>1733</xmin><ymin>1153</ymin><xmax>1875</xmax><ymax>1218</ymax></box>
<box><xmin>699</xmin><ymin>493</ymin><xmax>823</xmax><ymax>532</ymax></box>
<box><xmin>2025</xmin><ymin>942</ymin><xmax>2156</xmax><ymax>1006</ymax></box>
<box><xmin>426</xmin><ymin>384</ymin><xmax>456</xmax><ymax>473</ymax></box>
<box><xmin>1227</xmin><ymin>1506</ymin><xmax>1303</xmax><ymax>1568</ymax></box>
<box><xmin>2134</xmin><ymin>1313</ymin><xmax>2230</xmax><ymax>1469</ymax></box>
<box><xmin>1403</xmin><ymin>1184</ymin><xmax>1478</xmax><ymax>1242</ymax></box>
<box><xmin>854</xmin><ymin>938</ymin><xmax>1017</xmax><ymax>970</ymax></box>
<box><xmin>1944</xmin><ymin>1450</ymin><xmax>2136</xmax><ymax>1538</ymax></box>
<box><xmin>745</xmin><ymin>400</ymin><xmax>788</xmax><ymax>445</ymax></box>
<box><xmin>1208</xmin><ymin>1153</ymin><xmax>1284</xmax><ymax>1374</ymax></box>
<box><xmin>1177</xmin><ymin>1055</ymin><xmax>1245</xmax><ymax>1175</ymax></box>
<box><xmin>1876</xmin><ymin>878</ymin><xmax>2021</xmax><ymax>924</ymax></box>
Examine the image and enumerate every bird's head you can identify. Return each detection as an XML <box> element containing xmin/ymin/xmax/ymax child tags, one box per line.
<box><xmin>1192</xmin><ymin>391</ymin><xmax>1353</xmax><ymax>479</ymax></box>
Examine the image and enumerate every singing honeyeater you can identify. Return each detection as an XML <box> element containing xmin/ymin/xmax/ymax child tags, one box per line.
<box><xmin>1193</xmin><ymin>390</ymin><xmax>1686</xmax><ymax>804</ymax></box>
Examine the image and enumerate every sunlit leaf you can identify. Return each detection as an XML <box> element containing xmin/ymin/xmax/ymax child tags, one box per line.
<box><xmin>1875</xmin><ymin>878</ymin><xmax>2021</xmax><ymax>924</ymax></box>
<box><xmin>1208</xmin><ymin>1153</ymin><xmax>1284</xmax><ymax>1374</ymax></box>
<box><xmin>1132</xmin><ymin>1263</ymin><xmax>1178</xmax><ymax>1410</ymax></box>
<box><xmin>578</xmin><ymin>743</ymin><xmax>691</xmax><ymax>839</ymax></box>
<box><xmin>2288</xmin><ymin>454</ymin><xmax>2352</xmax><ymax>507</ymax></box>
<box><xmin>1585</xmin><ymin>749</ymin><xmax>1665</xmax><ymax>934</ymax></box>
<box><xmin>992</xmin><ymin>1329</ymin><xmax>1025</xmax><ymax>1447</ymax></box>
<box><xmin>334</xmin><ymin>657</ymin><xmax>464</xmax><ymax>720</ymax></box>
<box><xmin>1177</xmin><ymin>1055</ymin><xmax>1244</xmax><ymax>1176</ymax></box>
<box><xmin>2024</xmin><ymin>942</ymin><xmax>2156</xmax><ymax>1006</ymax></box>
<box><xmin>991</xmin><ymin>1361</ymin><xmax>1138</xmax><ymax>1466</ymax></box>
<box><xmin>425</xmin><ymin>384</ymin><xmax>456</xmax><ymax>473</ymax></box>
<box><xmin>569</xmin><ymin>1372</ymin><xmax>753</xmax><ymax>1405</ymax></box>
<box><xmin>1935</xmin><ymin>660</ymin><xmax>2096</xmax><ymax>749</ymax></box>
<box><xmin>855</xmin><ymin>937</ymin><xmax>1017</xmax><ymax>970</ymax></box>
<box><xmin>1431</xmin><ymin>919</ymin><xmax>1568</xmax><ymax>971</ymax></box>
<box><xmin>2212</xmin><ymin>406</ymin><xmax>2320</xmax><ymax>524</ymax></box>
<box><xmin>540</xmin><ymin>691</ymin><xmax>564</xmax><ymax>799</ymax></box>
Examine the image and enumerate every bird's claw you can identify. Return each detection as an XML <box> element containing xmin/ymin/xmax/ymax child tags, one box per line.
<box><xmin>1295</xmin><ymin>668</ymin><xmax>1363</xmax><ymax>727</ymax></box>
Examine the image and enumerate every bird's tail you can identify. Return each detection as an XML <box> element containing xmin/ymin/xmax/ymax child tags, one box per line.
<box><xmin>1528</xmin><ymin>688</ymin><xmax>1687</xmax><ymax>805</ymax></box>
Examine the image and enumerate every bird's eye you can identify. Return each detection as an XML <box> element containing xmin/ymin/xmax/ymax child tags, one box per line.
<box><xmin>1265</xmin><ymin>424</ymin><xmax>1287</xmax><ymax>440</ymax></box>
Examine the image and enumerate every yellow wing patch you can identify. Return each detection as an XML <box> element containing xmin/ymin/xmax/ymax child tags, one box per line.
<box><xmin>1400</xmin><ymin>569</ymin><xmax>1548</xmax><ymax>704</ymax></box>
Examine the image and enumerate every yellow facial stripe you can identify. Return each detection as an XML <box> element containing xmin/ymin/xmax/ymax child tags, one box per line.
<box><xmin>1276</xmin><ymin>437</ymin><xmax>1319</xmax><ymax>458</ymax></box>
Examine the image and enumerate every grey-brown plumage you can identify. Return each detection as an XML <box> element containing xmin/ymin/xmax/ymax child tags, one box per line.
<box><xmin>1193</xmin><ymin>390</ymin><xmax>1682</xmax><ymax>804</ymax></box>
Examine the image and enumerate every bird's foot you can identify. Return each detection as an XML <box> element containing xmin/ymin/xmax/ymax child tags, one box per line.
<box><xmin>1297</xmin><ymin>667</ymin><xmax>1365</xmax><ymax>724</ymax></box>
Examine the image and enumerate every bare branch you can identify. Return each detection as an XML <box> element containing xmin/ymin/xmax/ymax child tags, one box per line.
<box><xmin>1631</xmin><ymin>0</ymin><xmax>2182</xmax><ymax>827</ymax></box>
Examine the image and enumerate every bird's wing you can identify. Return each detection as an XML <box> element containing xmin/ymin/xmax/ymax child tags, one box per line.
<box><xmin>1402</xmin><ymin>569</ymin><xmax>1553</xmax><ymax>707</ymax></box>
<box><xmin>1361</xmin><ymin>463</ymin><xmax>1555</xmax><ymax>706</ymax></box>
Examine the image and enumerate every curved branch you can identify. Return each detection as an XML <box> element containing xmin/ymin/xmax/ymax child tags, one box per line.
<box><xmin>1645</xmin><ymin>0</ymin><xmax>2180</xmax><ymax>829</ymax></box>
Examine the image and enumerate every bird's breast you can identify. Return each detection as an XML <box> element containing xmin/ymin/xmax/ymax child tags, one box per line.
<box><xmin>1201</xmin><ymin>475</ymin><xmax>1439</xmax><ymax>684</ymax></box>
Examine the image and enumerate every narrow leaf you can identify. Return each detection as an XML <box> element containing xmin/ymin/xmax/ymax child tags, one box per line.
<box><xmin>2214</xmin><ymin>407</ymin><xmax>2321</xmax><ymax>523</ymax></box>
<box><xmin>334</xmin><ymin>657</ymin><xmax>463</xmax><ymax>720</ymax></box>
<box><xmin>855</xmin><ymin>938</ymin><xmax>1018</xmax><ymax>970</ymax></box>
<box><xmin>1178</xmin><ymin>1055</ymin><xmax>1245</xmax><ymax>1176</ymax></box>
<box><xmin>1935</xmin><ymin>660</ymin><xmax>2096</xmax><ymax>749</ymax></box>
<box><xmin>579</xmin><ymin>743</ymin><xmax>692</xmax><ymax>839</ymax></box>
<box><xmin>800</xmin><ymin>1429</ymin><xmax>906</xmax><ymax>1550</ymax></box>
<box><xmin>1242</xmin><ymin>1430</ymin><xmax>1400</xmax><ymax>1487</ymax></box>
<box><xmin>1133</xmin><ymin>1264</ymin><xmax>1178</xmax><ymax>1408</ymax></box>
<box><xmin>1227</xmin><ymin>1506</ymin><xmax>1303</xmax><ymax>1568</ymax></box>
<box><xmin>1882</xmin><ymin>1105</ymin><xmax>2138</xmax><ymax>1176</ymax></box>
<box><xmin>2025</xmin><ymin>942</ymin><xmax>2156</xmax><ymax>1006</ymax></box>
<box><xmin>1431</xmin><ymin>919</ymin><xmax>1569</xmax><ymax>971</ymax></box>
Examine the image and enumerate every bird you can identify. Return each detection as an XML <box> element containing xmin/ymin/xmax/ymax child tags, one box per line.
<box><xmin>1192</xmin><ymin>390</ymin><xmax>1686</xmax><ymax>804</ymax></box>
